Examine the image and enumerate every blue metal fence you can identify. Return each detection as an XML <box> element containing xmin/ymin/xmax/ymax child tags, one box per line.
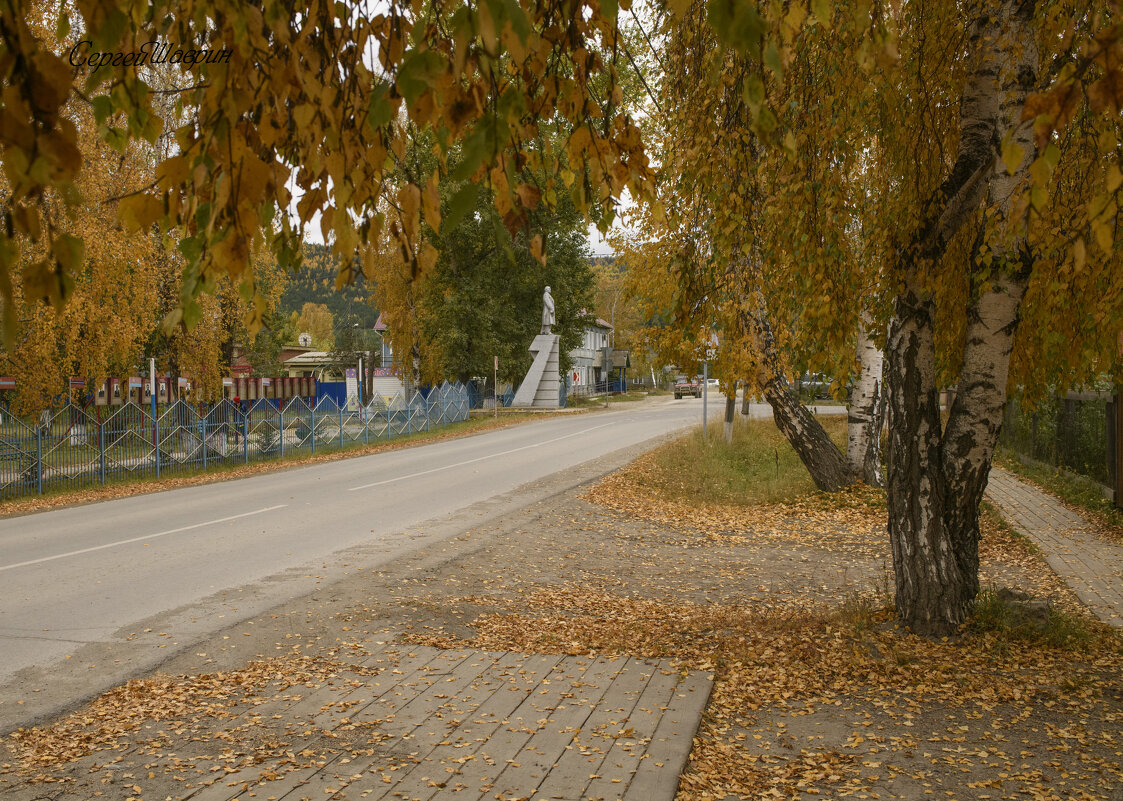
<box><xmin>0</xmin><ymin>382</ymin><xmax>471</xmax><ymax>499</ymax></box>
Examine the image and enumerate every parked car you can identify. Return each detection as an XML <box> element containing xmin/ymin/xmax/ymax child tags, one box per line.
<box><xmin>797</xmin><ymin>371</ymin><xmax>834</xmax><ymax>400</ymax></box>
<box><xmin>674</xmin><ymin>376</ymin><xmax>702</xmax><ymax>399</ymax></box>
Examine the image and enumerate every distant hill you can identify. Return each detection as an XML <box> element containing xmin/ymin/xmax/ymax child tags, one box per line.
<box><xmin>280</xmin><ymin>243</ymin><xmax>379</xmax><ymax>328</ymax></box>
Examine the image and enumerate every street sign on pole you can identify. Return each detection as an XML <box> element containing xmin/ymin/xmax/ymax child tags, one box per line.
<box><xmin>493</xmin><ymin>356</ymin><xmax>499</xmax><ymax>418</ymax></box>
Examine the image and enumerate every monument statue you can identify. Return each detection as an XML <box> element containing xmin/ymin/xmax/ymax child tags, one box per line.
<box><xmin>513</xmin><ymin>285</ymin><xmax>561</xmax><ymax>407</ymax></box>
<box><xmin>541</xmin><ymin>285</ymin><xmax>555</xmax><ymax>334</ymax></box>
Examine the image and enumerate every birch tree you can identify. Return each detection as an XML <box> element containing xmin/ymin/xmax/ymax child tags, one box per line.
<box><xmin>610</xmin><ymin>0</ymin><xmax>1123</xmax><ymax>635</ymax></box>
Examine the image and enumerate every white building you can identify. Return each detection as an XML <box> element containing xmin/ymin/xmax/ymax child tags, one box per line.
<box><xmin>567</xmin><ymin>318</ymin><xmax>628</xmax><ymax>395</ymax></box>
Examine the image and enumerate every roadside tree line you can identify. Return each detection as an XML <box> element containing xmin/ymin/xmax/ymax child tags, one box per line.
<box><xmin>2</xmin><ymin>0</ymin><xmax>1121</xmax><ymax>635</ymax></box>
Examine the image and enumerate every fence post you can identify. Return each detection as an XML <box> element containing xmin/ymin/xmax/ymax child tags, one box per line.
<box><xmin>279</xmin><ymin>406</ymin><xmax>285</xmax><ymax>458</ymax></box>
<box><xmin>1115</xmin><ymin>392</ymin><xmax>1123</xmax><ymax>509</ymax></box>
<box><xmin>36</xmin><ymin>423</ymin><xmax>43</xmax><ymax>495</ymax></box>
<box><xmin>1108</xmin><ymin>397</ymin><xmax>1116</xmax><ymax>499</ymax></box>
<box><xmin>310</xmin><ymin>403</ymin><xmax>316</xmax><ymax>453</ymax></box>
<box><xmin>1056</xmin><ymin>397</ymin><xmax>1075</xmax><ymax>469</ymax></box>
<box><xmin>201</xmin><ymin>412</ymin><xmax>208</xmax><ymax>471</ymax></box>
<box><xmin>339</xmin><ymin>406</ymin><xmax>344</xmax><ymax>448</ymax></box>
<box><xmin>364</xmin><ymin>405</ymin><xmax>370</xmax><ymax>445</ymax></box>
<box><xmin>244</xmin><ymin>407</ymin><xmax>249</xmax><ymax>464</ymax></box>
<box><xmin>154</xmin><ymin>409</ymin><xmax>161</xmax><ymax>479</ymax></box>
<box><xmin>99</xmin><ymin>423</ymin><xmax>106</xmax><ymax>485</ymax></box>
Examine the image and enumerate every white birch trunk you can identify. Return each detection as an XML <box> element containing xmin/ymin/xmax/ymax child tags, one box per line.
<box><xmin>746</xmin><ymin>299</ymin><xmax>853</xmax><ymax>492</ymax></box>
<box><xmin>847</xmin><ymin>313</ymin><xmax>885</xmax><ymax>487</ymax></box>
<box><xmin>887</xmin><ymin>0</ymin><xmax>1038</xmax><ymax>636</ymax></box>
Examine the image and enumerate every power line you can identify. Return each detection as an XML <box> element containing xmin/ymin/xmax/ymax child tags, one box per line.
<box><xmin>620</xmin><ymin>36</ymin><xmax>663</xmax><ymax>114</ymax></box>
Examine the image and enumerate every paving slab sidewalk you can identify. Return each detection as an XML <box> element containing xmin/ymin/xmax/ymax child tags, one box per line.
<box><xmin>0</xmin><ymin>644</ymin><xmax>712</xmax><ymax>801</ymax></box>
<box><xmin>986</xmin><ymin>466</ymin><xmax>1123</xmax><ymax>628</ymax></box>
<box><xmin>191</xmin><ymin>645</ymin><xmax>712</xmax><ymax>801</ymax></box>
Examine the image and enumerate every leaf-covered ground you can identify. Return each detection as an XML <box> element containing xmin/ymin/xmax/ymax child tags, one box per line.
<box><xmin>1</xmin><ymin>434</ymin><xmax>1120</xmax><ymax>801</ymax></box>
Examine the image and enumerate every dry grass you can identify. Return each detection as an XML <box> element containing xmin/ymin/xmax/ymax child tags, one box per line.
<box><xmin>639</xmin><ymin>415</ymin><xmax>850</xmax><ymax>507</ymax></box>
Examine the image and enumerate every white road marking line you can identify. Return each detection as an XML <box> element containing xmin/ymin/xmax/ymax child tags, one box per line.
<box><xmin>348</xmin><ymin>422</ymin><xmax>615</xmax><ymax>491</ymax></box>
<box><xmin>0</xmin><ymin>505</ymin><xmax>288</xmax><ymax>572</ymax></box>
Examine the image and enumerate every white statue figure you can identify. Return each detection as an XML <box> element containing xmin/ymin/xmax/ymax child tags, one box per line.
<box><xmin>541</xmin><ymin>285</ymin><xmax>555</xmax><ymax>334</ymax></box>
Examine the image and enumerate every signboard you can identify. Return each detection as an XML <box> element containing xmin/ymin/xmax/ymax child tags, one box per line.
<box><xmin>371</xmin><ymin>367</ymin><xmax>395</xmax><ymax>377</ymax></box>
<box><xmin>222</xmin><ymin>377</ymin><xmax>234</xmax><ymax>386</ymax></box>
<box><xmin>345</xmin><ymin>368</ymin><xmax>359</xmax><ymax>411</ymax></box>
<box><xmin>70</xmin><ymin>377</ymin><xmax>85</xmax><ymax>387</ymax></box>
<box><xmin>704</xmin><ymin>332</ymin><xmax>719</xmax><ymax>361</ymax></box>
<box><xmin>128</xmin><ymin>377</ymin><xmax>142</xmax><ymax>388</ymax></box>
<box><xmin>0</xmin><ymin>377</ymin><xmax>15</xmax><ymax>389</ymax></box>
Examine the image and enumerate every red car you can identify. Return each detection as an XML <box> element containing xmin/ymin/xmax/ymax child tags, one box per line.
<box><xmin>673</xmin><ymin>376</ymin><xmax>702</xmax><ymax>399</ymax></box>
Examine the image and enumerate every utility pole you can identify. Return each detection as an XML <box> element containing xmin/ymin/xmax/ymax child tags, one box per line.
<box><xmin>610</xmin><ymin>291</ymin><xmax>618</xmax><ymax>348</ymax></box>
<box><xmin>702</xmin><ymin>360</ymin><xmax>708</xmax><ymax>439</ymax></box>
<box><xmin>603</xmin><ymin>344</ymin><xmax>611</xmax><ymax>407</ymax></box>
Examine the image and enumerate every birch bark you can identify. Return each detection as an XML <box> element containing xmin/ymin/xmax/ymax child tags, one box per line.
<box><xmin>847</xmin><ymin>312</ymin><xmax>885</xmax><ymax>487</ymax></box>
<box><xmin>748</xmin><ymin>301</ymin><xmax>852</xmax><ymax>492</ymax></box>
<box><xmin>887</xmin><ymin>0</ymin><xmax>1038</xmax><ymax>636</ymax></box>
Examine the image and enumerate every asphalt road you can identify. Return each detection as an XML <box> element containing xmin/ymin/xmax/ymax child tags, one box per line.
<box><xmin>0</xmin><ymin>395</ymin><xmax>844</xmax><ymax>729</ymax></box>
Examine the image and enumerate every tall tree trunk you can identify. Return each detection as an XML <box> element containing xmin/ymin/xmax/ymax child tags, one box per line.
<box><xmin>749</xmin><ymin>302</ymin><xmax>853</xmax><ymax>492</ymax></box>
<box><xmin>848</xmin><ymin>312</ymin><xmax>885</xmax><ymax>486</ymax></box>
<box><xmin>886</xmin><ymin>290</ymin><xmax>956</xmax><ymax>634</ymax></box>
<box><xmin>723</xmin><ymin>390</ymin><xmax>736</xmax><ymax>444</ymax></box>
<box><xmin>886</xmin><ymin>0</ymin><xmax>1038</xmax><ymax>636</ymax></box>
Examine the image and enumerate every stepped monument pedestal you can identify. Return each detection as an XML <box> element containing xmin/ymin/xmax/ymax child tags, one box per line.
<box><xmin>512</xmin><ymin>285</ymin><xmax>561</xmax><ymax>408</ymax></box>
<box><xmin>512</xmin><ymin>334</ymin><xmax>561</xmax><ymax>408</ymax></box>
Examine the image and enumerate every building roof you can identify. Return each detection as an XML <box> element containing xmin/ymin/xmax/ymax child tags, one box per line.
<box><xmin>282</xmin><ymin>351</ymin><xmax>340</xmax><ymax>366</ymax></box>
<box><xmin>576</xmin><ymin>310</ymin><xmax>612</xmax><ymax>330</ymax></box>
